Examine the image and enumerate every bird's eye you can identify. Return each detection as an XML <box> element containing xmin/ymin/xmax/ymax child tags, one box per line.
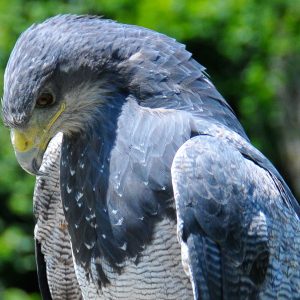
<box><xmin>36</xmin><ymin>93</ymin><xmax>55</xmax><ymax>108</ymax></box>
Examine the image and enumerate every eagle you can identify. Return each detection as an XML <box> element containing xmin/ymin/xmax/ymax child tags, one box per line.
<box><xmin>2</xmin><ymin>15</ymin><xmax>300</xmax><ymax>300</ymax></box>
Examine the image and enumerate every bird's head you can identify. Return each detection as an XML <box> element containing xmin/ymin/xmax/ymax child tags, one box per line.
<box><xmin>3</xmin><ymin>15</ymin><xmax>227</xmax><ymax>176</ymax></box>
<box><xmin>2</xmin><ymin>15</ymin><xmax>129</xmax><ymax>175</ymax></box>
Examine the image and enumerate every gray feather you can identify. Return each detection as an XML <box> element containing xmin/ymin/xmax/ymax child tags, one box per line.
<box><xmin>172</xmin><ymin>133</ymin><xmax>300</xmax><ymax>299</ymax></box>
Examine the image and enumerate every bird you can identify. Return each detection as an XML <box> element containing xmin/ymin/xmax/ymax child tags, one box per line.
<box><xmin>2</xmin><ymin>14</ymin><xmax>300</xmax><ymax>300</ymax></box>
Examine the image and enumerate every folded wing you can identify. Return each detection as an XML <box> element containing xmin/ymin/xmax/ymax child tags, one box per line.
<box><xmin>172</xmin><ymin>134</ymin><xmax>300</xmax><ymax>299</ymax></box>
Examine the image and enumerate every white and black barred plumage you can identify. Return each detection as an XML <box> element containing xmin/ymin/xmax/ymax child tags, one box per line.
<box><xmin>34</xmin><ymin>133</ymin><xmax>82</xmax><ymax>299</ymax></box>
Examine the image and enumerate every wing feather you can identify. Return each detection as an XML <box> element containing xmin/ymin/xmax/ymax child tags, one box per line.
<box><xmin>172</xmin><ymin>134</ymin><xmax>300</xmax><ymax>299</ymax></box>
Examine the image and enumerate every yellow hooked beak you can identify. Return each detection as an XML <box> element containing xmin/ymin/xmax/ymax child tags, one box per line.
<box><xmin>11</xmin><ymin>127</ymin><xmax>39</xmax><ymax>152</ymax></box>
<box><xmin>10</xmin><ymin>103</ymin><xmax>65</xmax><ymax>175</ymax></box>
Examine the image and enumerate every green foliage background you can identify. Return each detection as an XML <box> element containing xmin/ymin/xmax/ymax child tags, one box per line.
<box><xmin>0</xmin><ymin>0</ymin><xmax>299</xmax><ymax>299</ymax></box>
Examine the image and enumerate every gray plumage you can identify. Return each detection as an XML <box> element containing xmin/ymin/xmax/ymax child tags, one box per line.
<box><xmin>2</xmin><ymin>14</ymin><xmax>300</xmax><ymax>300</ymax></box>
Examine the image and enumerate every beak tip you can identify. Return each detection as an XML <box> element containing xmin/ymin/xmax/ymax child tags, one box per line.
<box><xmin>14</xmin><ymin>148</ymin><xmax>43</xmax><ymax>176</ymax></box>
<box><xmin>32</xmin><ymin>158</ymin><xmax>47</xmax><ymax>176</ymax></box>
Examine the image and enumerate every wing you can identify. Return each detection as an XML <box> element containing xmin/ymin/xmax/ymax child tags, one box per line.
<box><xmin>33</xmin><ymin>133</ymin><xmax>83</xmax><ymax>300</ymax></box>
<box><xmin>172</xmin><ymin>134</ymin><xmax>300</xmax><ymax>300</ymax></box>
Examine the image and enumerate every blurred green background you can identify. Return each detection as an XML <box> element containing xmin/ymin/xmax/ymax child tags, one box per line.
<box><xmin>0</xmin><ymin>0</ymin><xmax>299</xmax><ymax>299</ymax></box>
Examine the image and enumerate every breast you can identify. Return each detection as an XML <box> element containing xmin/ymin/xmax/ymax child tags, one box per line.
<box><xmin>74</xmin><ymin>217</ymin><xmax>193</xmax><ymax>300</ymax></box>
<box><xmin>34</xmin><ymin>133</ymin><xmax>83</xmax><ymax>300</ymax></box>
